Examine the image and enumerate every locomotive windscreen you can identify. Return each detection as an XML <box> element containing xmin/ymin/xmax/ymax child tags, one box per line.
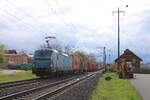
<box><xmin>34</xmin><ymin>50</ymin><xmax>52</xmax><ymax>59</ymax></box>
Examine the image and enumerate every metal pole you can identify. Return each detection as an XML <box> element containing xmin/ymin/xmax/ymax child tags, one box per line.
<box><xmin>113</xmin><ymin>8</ymin><xmax>125</xmax><ymax>58</ymax></box>
<box><xmin>103</xmin><ymin>47</ymin><xmax>106</xmax><ymax>71</ymax></box>
<box><xmin>96</xmin><ymin>47</ymin><xmax>106</xmax><ymax>71</ymax></box>
<box><xmin>118</xmin><ymin>8</ymin><xmax>120</xmax><ymax>58</ymax></box>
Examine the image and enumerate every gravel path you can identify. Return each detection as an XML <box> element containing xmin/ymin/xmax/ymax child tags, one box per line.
<box><xmin>1</xmin><ymin>70</ymin><xmax>22</xmax><ymax>75</ymax></box>
<box><xmin>49</xmin><ymin>72</ymin><xmax>101</xmax><ymax>100</ymax></box>
<box><xmin>129</xmin><ymin>74</ymin><xmax>150</xmax><ymax>100</ymax></box>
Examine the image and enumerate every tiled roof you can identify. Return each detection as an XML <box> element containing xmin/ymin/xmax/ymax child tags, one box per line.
<box><xmin>4</xmin><ymin>50</ymin><xmax>17</xmax><ymax>54</ymax></box>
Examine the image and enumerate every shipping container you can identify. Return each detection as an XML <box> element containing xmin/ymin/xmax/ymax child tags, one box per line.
<box><xmin>83</xmin><ymin>58</ymin><xmax>89</xmax><ymax>72</ymax></box>
<box><xmin>71</xmin><ymin>56</ymin><xmax>80</xmax><ymax>71</ymax></box>
<box><xmin>90</xmin><ymin>62</ymin><xmax>92</xmax><ymax>71</ymax></box>
<box><xmin>79</xmin><ymin>57</ymin><xmax>84</xmax><ymax>72</ymax></box>
<box><xmin>91</xmin><ymin>63</ymin><xmax>97</xmax><ymax>71</ymax></box>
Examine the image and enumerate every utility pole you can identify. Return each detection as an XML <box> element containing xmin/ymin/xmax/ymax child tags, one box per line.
<box><xmin>107</xmin><ymin>49</ymin><xmax>111</xmax><ymax>72</ymax></box>
<box><xmin>103</xmin><ymin>47</ymin><xmax>106</xmax><ymax>71</ymax></box>
<box><xmin>96</xmin><ymin>47</ymin><xmax>106</xmax><ymax>71</ymax></box>
<box><xmin>108</xmin><ymin>49</ymin><xmax>111</xmax><ymax>64</ymax></box>
<box><xmin>112</xmin><ymin>8</ymin><xmax>125</xmax><ymax>58</ymax></box>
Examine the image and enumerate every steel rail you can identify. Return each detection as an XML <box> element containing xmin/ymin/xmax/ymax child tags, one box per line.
<box><xmin>0</xmin><ymin>75</ymin><xmax>81</xmax><ymax>100</ymax></box>
<box><xmin>33</xmin><ymin>73</ymin><xmax>97</xmax><ymax>100</ymax></box>
<box><xmin>0</xmin><ymin>78</ymin><xmax>41</xmax><ymax>88</ymax></box>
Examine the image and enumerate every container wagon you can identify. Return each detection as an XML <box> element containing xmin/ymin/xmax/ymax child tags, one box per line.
<box><xmin>32</xmin><ymin>49</ymin><xmax>98</xmax><ymax>77</ymax></box>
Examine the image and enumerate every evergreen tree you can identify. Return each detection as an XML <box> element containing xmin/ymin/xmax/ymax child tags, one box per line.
<box><xmin>0</xmin><ymin>44</ymin><xmax>5</xmax><ymax>63</ymax></box>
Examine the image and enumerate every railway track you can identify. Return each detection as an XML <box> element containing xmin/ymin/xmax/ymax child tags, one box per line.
<box><xmin>0</xmin><ymin>74</ymin><xmax>83</xmax><ymax>97</ymax></box>
<box><xmin>0</xmin><ymin>71</ymin><xmax>102</xmax><ymax>100</ymax></box>
<box><xmin>0</xmin><ymin>78</ymin><xmax>41</xmax><ymax>88</ymax></box>
<box><xmin>0</xmin><ymin>78</ymin><xmax>52</xmax><ymax>97</ymax></box>
<box><xmin>34</xmin><ymin>73</ymin><xmax>97</xmax><ymax>100</ymax></box>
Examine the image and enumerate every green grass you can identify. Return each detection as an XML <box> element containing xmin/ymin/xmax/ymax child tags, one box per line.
<box><xmin>0</xmin><ymin>70</ymin><xmax>38</xmax><ymax>82</ymax></box>
<box><xmin>0</xmin><ymin>68</ymin><xmax>3</xmax><ymax>73</ymax></box>
<box><xmin>90</xmin><ymin>72</ymin><xmax>142</xmax><ymax>100</ymax></box>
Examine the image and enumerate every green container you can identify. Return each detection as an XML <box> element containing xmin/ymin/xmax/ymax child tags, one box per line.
<box><xmin>79</xmin><ymin>57</ymin><xmax>84</xmax><ymax>72</ymax></box>
<box><xmin>20</xmin><ymin>64</ymin><xmax>33</xmax><ymax>70</ymax></box>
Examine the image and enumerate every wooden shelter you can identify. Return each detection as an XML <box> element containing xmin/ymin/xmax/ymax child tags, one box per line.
<box><xmin>115</xmin><ymin>49</ymin><xmax>142</xmax><ymax>72</ymax></box>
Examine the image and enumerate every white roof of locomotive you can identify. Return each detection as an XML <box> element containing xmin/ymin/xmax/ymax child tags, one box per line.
<box><xmin>62</xmin><ymin>53</ymin><xmax>69</xmax><ymax>56</ymax></box>
<box><xmin>52</xmin><ymin>49</ymin><xmax>69</xmax><ymax>56</ymax></box>
<box><xmin>53</xmin><ymin>49</ymin><xmax>59</xmax><ymax>53</ymax></box>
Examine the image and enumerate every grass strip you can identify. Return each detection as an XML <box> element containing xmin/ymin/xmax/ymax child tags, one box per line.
<box><xmin>91</xmin><ymin>72</ymin><xmax>142</xmax><ymax>100</ymax></box>
<box><xmin>0</xmin><ymin>68</ymin><xmax>2</xmax><ymax>72</ymax></box>
<box><xmin>0</xmin><ymin>70</ymin><xmax>37</xmax><ymax>82</ymax></box>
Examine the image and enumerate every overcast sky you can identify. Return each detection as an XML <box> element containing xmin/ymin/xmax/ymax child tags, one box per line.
<box><xmin>0</xmin><ymin>0</ymin><xmax>150</xmax><ymax>63</ymax></box>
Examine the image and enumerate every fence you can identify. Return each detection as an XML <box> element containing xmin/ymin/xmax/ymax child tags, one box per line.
<box><xmin>135</xmin><ymin>68</ymin><xmax>150</xmax><ymax>74</ymax></box>
<box><xmin>0</xmin><ymin>64</ymin><xmax>33</xmax><ymax>70</ymax></box>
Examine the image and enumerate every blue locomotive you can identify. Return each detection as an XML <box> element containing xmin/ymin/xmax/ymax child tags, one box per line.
<box><xmin>32</xmin><ymin>49</ymin><xmax>72</xmax><ymax>77</ymax></box>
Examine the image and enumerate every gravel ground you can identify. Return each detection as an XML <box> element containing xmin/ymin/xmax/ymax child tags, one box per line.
<box><xmin>1</xmin><ymin>70</ymin><xmax>22</xmax><ymax>75</ymax></box>
<box><xmin>49</xmin><ymin>73</ymin><xmax>101</xmax><ymax>100</ymax></box>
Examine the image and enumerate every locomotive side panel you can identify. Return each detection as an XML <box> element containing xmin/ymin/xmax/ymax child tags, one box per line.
<box><xmin>51</xmin><ymin>51</ymin><xmax>72</xmax><ymax>72</ymax></box>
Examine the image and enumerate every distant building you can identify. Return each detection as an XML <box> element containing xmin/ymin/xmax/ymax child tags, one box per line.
<box><xmin>141</xmin><ymin>63</ymin><xmax>150</xmax><ymax>69</ymax></box>
<box><xmin>4</xmin><ymin>54</ymin><xmax>28</xmax><ymax>64</ymax></box>
<box><xmin>115</xmin><ymin>49</ymin><xmax>142</xmax><ymax>71</ymax></box>
<box><xmin>4</xmin><ymin>50</ymin><xmax>29</xmax><ymax>64</ymax></box>
<box><xmin>27</xmin><ymin>54</ymin><xmax>34</xmax><ymax>63</ymax></box>
<box><xmin>4</xmin><ymin>50</ymin><xmax>17</xmax><ymax>54</ymax></box>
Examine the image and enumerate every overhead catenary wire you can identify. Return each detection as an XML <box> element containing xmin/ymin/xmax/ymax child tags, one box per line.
<box><xmin>0</xmin><ymin>12</ymin><xmax>26</xmax><ymax>29</ymax></box>
<box><xmin>43</xmin><ymin>0</ymin><xmax>67</xmax><ymax>24</ymax></box>
<box><xmin>43</xmin><ymin>0</ymin><xmax>76</xmax><ymax>34</ymax></box>
<box><xmin>53</xmin><ymin>0</ymin><xmax>77</xmax><ymax>32</ymax></box>
<box><xmin>0</xmin><ymin>12</ymin><xmax>43</xmax><ymax>52</ymax></box>
<box><xmin>5</xmin><ymin>0</ymin><xmax>38</xmax><ymax>21</ymax></box>
<box><xmin>0</xmin><ymin>1</ymin><xmax>59</xmax><ymax>53</ymax></box>
<box><xmin>4</xmin><ymin>0</ymin><xmax>56</xmax><ymax>37</ymax></box>
<box><xmin>0</xmin><ymin>7</ymin><xmax>43</xmax><ymax>33</ymax></box>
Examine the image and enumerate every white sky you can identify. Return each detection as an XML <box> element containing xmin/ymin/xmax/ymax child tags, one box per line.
<box><xmin>0</xmin><ymin>0</ymin><xmax>150</xmax><ymax>62</ymax></box>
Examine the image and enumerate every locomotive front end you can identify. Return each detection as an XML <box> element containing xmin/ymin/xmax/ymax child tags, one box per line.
<box><xmin>32</xmin><ymin>49</ymin><xmax>52</xmax><ymax>77</ymax></box>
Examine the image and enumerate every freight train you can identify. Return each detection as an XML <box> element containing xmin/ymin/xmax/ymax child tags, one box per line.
<box><xmin>32</xmin><ymin>48</ymin><xmax>98</xmax><ymax>77</ymax></box>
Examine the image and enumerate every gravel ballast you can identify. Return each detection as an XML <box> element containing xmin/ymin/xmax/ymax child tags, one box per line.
<box><xmin>49</xmin><ymin>73</ymin><xmax>101</xmax><ymax>100</ymax></box>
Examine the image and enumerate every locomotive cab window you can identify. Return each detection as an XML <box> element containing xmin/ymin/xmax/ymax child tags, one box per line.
<box><xmin>34</xmin><ymin>50</ymin><xmax>52</xmax><ymax>59</ymax></box>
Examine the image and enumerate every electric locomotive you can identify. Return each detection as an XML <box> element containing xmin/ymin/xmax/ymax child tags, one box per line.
<box><xmin>32</xmin><ymin>48</ymin><xmax>72</xmax><ymax>77</ymax></box>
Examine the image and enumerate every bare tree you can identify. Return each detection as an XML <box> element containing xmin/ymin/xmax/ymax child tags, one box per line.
<box><xmin>51</xmin><ymin>43</ymin><xmax>62</xmax><ymax>51</ymax></box>
<box><xmin>39</xmin><ymin>41</ymin><xmax>77</xmax><ymax>55</ymax></box>
<box><xmin>39</xmin><ymin>44</ymin><xmax>47</xmax><ymax>49</ymax></box>
<box><xmin>72</xmin><ymin>51</ymin><xmax>88</xmax><ymax>59</ymax></box>
<box><xmin>88</xmin><ymin>53</ymin><xmax>96</xmax><ymax>62</ymax></box>
<box><xmin>39</xmin><ymin>42</ymin><xmax>63</xmax><ymax>51</ymax></box>
<box><xmin>64</xmin><ymin>45</ymin><xmax>75</xmax><ymax>55</ymax></box>
<box><xmin>19</xmin><ymin>49</ymin><xmax>27</xmax><ymax>54</ymax></box>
